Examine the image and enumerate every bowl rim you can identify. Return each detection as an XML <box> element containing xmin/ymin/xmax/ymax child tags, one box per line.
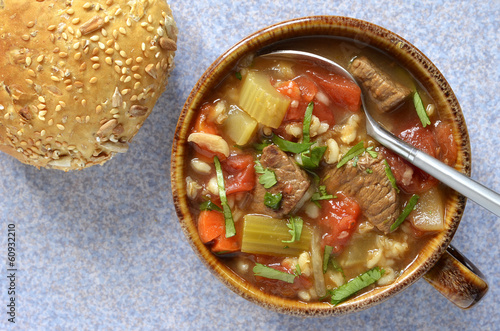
<box><xmin>171</xmin><ymin>15</ymin><xmax>470</xmax><ymax>316</ymax></box>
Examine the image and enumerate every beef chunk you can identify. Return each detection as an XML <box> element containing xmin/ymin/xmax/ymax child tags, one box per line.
<box><xmin>322</xmin><ymin>153</ymin><xmax>400</xmax><ymax>233</ymax></box>
<box><xmin>349</xmin><ymin>56</ymin><xmax>411</xmax><ymax>113</ymax></box>
<box><xmin>250</xmin><ymin>145</ymin><xmax>311</xmax><ymax>217</ymax></box>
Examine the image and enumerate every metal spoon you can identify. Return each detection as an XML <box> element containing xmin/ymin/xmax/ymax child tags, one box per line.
<box><xmin>260</xmin><ymin>50</ymin><xmax>500</xmax><ymax>216</ymax></box>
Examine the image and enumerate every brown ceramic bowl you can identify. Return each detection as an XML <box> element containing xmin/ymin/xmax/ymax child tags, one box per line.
<box><xmin>171</xmin><ymin>16</ymin><xmax>488</xmax><ymax>316</ymax></box>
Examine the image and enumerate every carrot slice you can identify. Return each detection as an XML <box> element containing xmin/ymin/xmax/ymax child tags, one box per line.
<box><xmin>211</xmin><ymin>234</ymin><xmax>241</xmax><ymax>253</ymax></box>
<box><xmin>197</xmin><ymin>210</ymin><xmax>225</xmax><ymax>243</ymax></box>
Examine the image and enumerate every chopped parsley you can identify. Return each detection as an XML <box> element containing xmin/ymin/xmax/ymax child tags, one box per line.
<box><xmin>365</xmin><ymin>146</ymin><xmax>378</xmax><ymax>158</ymax></box>
<box><xmin>282</xmin><ymin>216</ymin><xmax>304</xmax><ymax>244</ymax></box>
<box><xmin>330</xmin><ymin>267</ymin><xmax>385</xmax><ymax>305</ymax></box>
<box><xmin>295</xmin><ymin>263</ymin><xmax>302</xmax><ymax>276</ymax></box>
<box><xmin>302</xmin><ymin>102</ymin><xmax>314</xmax><ymax>144</ymax></box>
<box><xmin>322</xmin><ymin>245</ymin><xmax>334</xmax><ymax>273</ymax></box>
<box><xmin>264</xmin><ymin>192</ymin><xmax>282</xmax><ymax>210</ymax></box>
<box><xmin>301</xmin><ymin>145</ymin><xmax>327</xmax><ymax>169</ymax></box>
<box><xmin>337</xmin><ymin>141</ymin><xmax>365</xmax><ymax>168</ymax></box>
<box><xmin>390</xmin><ymin>194</ymin><xmax>420</xmax><ymax>232</ymax></box>
<box><xmin>213</xmin><ymin>156</ymin><xmax>236</xmax><ymax>238</ymax></box>
<box><xmin>413</xmin><ymin>91</ymin><xmax>431</xmax><ymax>127</ymax></box>
<box><xmin>272</xmin><ymin>135</ymin><xmax>314</xmax><ymax>154</ymax></box>
<box><xmin>311</xmin><ymin>185</ymin><xmax>335</xmax><ymax>206</ymax></box>
<box><xmin>384</xmin><ymin>159</ymin><xmax>400</xmax><ymax>193</ymax></box>
<box><xmin>253</xmin><ymin>263</ymin><xmax>296</xmax><ymax>284</ymax></box>
<box><xmin>235</xmin><ymin>71</ymin><xmax>242</xmax><ymax>80</ymax></box>
<box><xmin>254</xmin><ymin>160</ymin><xmax>277</xmax><ymax>188</ymax></box>
<box><xmin>366</xmin><ymin>168</ymin><xmax>373</xmax><ymax>174</ymax></box>
<box><xmin>199</xmin><ymin>200</ymin><xmax>222</xmax><ymax>212</ymax></box>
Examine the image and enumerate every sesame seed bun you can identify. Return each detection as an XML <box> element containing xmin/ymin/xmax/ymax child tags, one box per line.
<box><xmin>0</xmin><ymin>0</ymin><xmax>177</xmax><ymax>170</ymax></box>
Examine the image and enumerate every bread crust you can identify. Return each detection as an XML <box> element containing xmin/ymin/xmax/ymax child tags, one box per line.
<box><xmin>0</xmin><ymin>0</ymin><xmax>177</xmax><ymax>170</ymax></box>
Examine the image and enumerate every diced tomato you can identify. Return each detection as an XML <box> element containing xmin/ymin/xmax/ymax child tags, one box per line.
<box><xmin>382</xmin><ymin>119</ymin><xmax>458</xmax><ymax>194</ymax></box>
<box><xmin>305</xmin><ymin>67</ymin><xmax>361</xmax><ymax>113</ymax></box>
<box><xmin>293</xmin><ymin>75</ymin><xmax>318</xmax><ymax>102</ymax></box>
<box><xmin>275</xmin><ymin>80</ymin><xmax>302</xmax><ymax>100</ymax></box>
<box><xmin>193</xmin><ymin>103</ymin><xmax>218</xmax><ymax>135</ymax></box>
<box><xmin>433</xmin><ymin>120</ymin><xmax>458</xmax><ymax>166</ymax></box>
<box><xmin>311</xmin><ymin>99</ymin><xmax>335</xmax><ymax>126</ymax></box>
<box><xmin>319</xmin><ymin>193</ymin><xmax>361</xmax><ymax>253</ymax></box>
<box><xmin>222</xmin><ymin>154</ymin><xmax>256</xmax><ymax>195</ymax></box>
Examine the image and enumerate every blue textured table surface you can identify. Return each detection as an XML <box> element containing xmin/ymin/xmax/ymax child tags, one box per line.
<box><xmin>1</xmin><ymin>1</ymin><xmax>498</xmax><ymax>330</ymax></box>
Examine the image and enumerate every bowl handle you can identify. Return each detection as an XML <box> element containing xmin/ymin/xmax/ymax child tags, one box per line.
<box><xmin>423</xmin><ymin>245</ymin><xmax>488</xmax><ymax>309</ymax></box>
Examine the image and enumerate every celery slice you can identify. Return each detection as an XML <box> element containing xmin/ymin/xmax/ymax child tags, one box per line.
<box><xmin>241</xmin><ymin>215</ymin><xmax>312</xmax><ymax>256</ymax></box>
<box><xmin>222</xmin><ymin>105</ymin><xmax>258</xmax><ymax>145</ymax></box>
<box><xmin>238</xmin><ymin>71</ymin><xmax>291</xmax><ymax>128</ymax></box>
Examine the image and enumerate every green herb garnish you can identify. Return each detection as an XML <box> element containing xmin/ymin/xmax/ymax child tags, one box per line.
<box><xmin>301</xmin><ymin>145</ymin><xmax>327</xmax><ymax>169</ymax></box>
<box><xmin>311</xmin><ymin>185</ymin><xmax>334</xmax><ymax>204</ymax></box>
<box><xmin>295</xmin><ymin>263</ymin><xmax>302</xmax><ymax>276</ymax></box>
<box><xmin>302</xmin><ymin>101</ymin><xmax>314</xmax><ymax>143</ymax></box>
<box><xmin>414</xmin><ymin>91</ymin><xmax>431</xmax><ymax>127</ymax></box>
<box><xmin>337</xmin><ymin>141</ymin><xmax>365</xmax><ymax>168</ymax></box>
<box><xmin>253</xmin><ymin>138</ymin><xmax>272</xmax><ymax>151</ymax></box>
<box><xmin>199</xmin><ymin>200</ymin><xmax>222</xmax><ymax>212</ymax></box>
<box><xmin>384</xmin><ymin>159</ymin><xmax>400</xmax><ymax>193</ymax></box>
<box><xmin>322</xmin><ymin>245</ymin><xmax>334</xmax><ymax>273</ymax></box>
<box><xmin>390</xmin><ymin>194</ymin><xmax>419</xmax><ymax>232</ymax></box>
<box><xmin>365</xmin><ymin>146</ymin><xmax>378</xmax><ymax>158</ymax></box>
<box><xmin>264</xmin><ymin>192</ymin><xmax>282</xmax><ymax>210</ymax></box>
<box><xmin>282</xmin><ymin>216</ymin><xmax>304</xmax><ymax>243</ymax></box>
<box><xmin>213</xmin><ymin>156</ymin><xmax>236</xmax><ymax>238</ymax></box>
<box><xmin>254</xmin><ymin>160</ymin><xmax>277</xmax><ymax>188</ymax></box>
<box><xmin>330</xmin><ymin>267</ymin><xmax>385</xmax><ymax>305</ymax></box>
<box><xmin>366</xmin><ymin>168</ymin><xmax>373</xmax><ymax>174</ymax></box>
<box><xmin>235</xmin><ymin>71</ymin><xmax>242</xmax><ymax>80</ymax></box>
<box><xmin>253</xmin><ymin>263</ymin><xmax>296</xmax><ymax>284</ymax></box>
<box><xmin>272</xmin><ymin>135</ymin><xmax>314</xmax><ymax>154</ymax></box>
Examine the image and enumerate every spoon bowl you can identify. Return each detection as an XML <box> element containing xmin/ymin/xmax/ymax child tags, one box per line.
<box><xmin>261</xmin><ymin>50</ymin><xmax>500</xmax><ymax>216</ymax></box>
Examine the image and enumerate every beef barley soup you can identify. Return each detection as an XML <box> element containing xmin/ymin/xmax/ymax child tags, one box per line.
<box><xmin>183</xmin><ymin>37</ymin><xmax>457</xmax><ymax>304</ymax></box>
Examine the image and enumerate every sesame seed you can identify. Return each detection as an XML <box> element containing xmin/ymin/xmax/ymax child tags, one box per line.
<box><xmin>21</xmin><ymin>34</ymin><xmax>30</xmax><ymax>41</ymax></box>
<box><xmin>136</xmin><ymin>57</ymin><xmax>143</xmax><ymax>63</ymax></box>
<box><xmin>92</xmin><ymin>47</ymin><xmax>99</xmax><ymax>56</ymax></box>
<box><xmin>79</xmin><ymin>62</ymin><xmax>87</xmax><ymax>71</ymax></box>
<box><xmin>76</xmin><ymin>29</ymin><xmax>82</xmax><ymax>38</ymax></box>
<box><xmin>133</xmin><ymin>74</ymin><xmax>142</xmax><ymax>80</ymax></box>
<box><xmin>115</xmin><ymin>8</ymin><xmax>122</xmax><ymax>16</ymax></box>
<box><xmin>110</xmin><ymin>108</ymin><xmax>119</xmax><ymax>114</ymax></box>
<box><xmin>53</xmin><ymin>47</ymin><xmax>60</xmax><ymax>53</ymax></box>
<box><xmin>157</xmin><ymin>27</ymin><xmax>165</xmax><ymax>36</ymax></box>
<box><xmin>92</xmin><ymin>63</ymin><xmax>100</xmax><ymax>70</ymax></box>
<box><xmin>81</xmin><ymin>99</ymin><xmax>87</xmax><ymax>106</ymax></box>
<box><xmin>101</xmin><ymin>28</ymin><xmax>108</xmax><ymax>37</ymax></box>
<box><xmin>126</xmin><ymin>18</ymin><xmax>132</xmax><ymax>27</ymax></box>
<box><xmin>59</xmin><ymin>52</ymin><xmax>68</xmax><ymax>58</ymax></box>
<box><xmin>47</xmin><ymin>119</ymin><xmax>53</xmax><ymax>125</ymax></box>
<box><xmin>141</xmin><ymin>43</ymin><xmax>146</xmax><ymax>51</ymax></box>
<box><xmin>48</xmin><ymin>25</ymin><xmax>56</xmax><ymax>31</ymax></box>
<box><xmin>62</xmin><ymin>32</ymin><xmax>68</xmax><ymax>40</ymax></box>
<box><xmin>74</xmin><ymin>81</ymin><xmax>84</xmax><ymax>88</ymax></box>
<box><xmin>37</xmin><ymin>113</ymin><xmax>45</xmax><ymax>121</ymax></box>
<box><xmin>119</xmin><ymin>27</ymin><xmax>126</xmax><ymax>35</ymax></box>
<box><xmin>98</xmin><ymin>42</ymin><xmax>105</xmax><ymax>49</ymax></box>
<box><xmin>55</xmin><ymin>105</ymin><xmax>62</xmax><ymax>112</ymax></box>
<box><xmin>105</xmin><ymin>48</ymin><xmax>114</xmax><ymax>55</ymax></box>
<box><xmin>57</xmin><ymin>124</ymin><xmax>65</xmax><ymax>130</ymax></box>
<box><xmin>67</xmin><ymin>8</ymin><xmax>75</xmax><ymax>15</ymax></box>
<box><xmin>114</xmin><ymin>65</ymin><xmax>121</xmax><ymax>74</ymax></box>
<box><xmin>124</xmin><ymin>76</ymin><xmax>132</xmax><ymax>83</ymax></box>
<box><xmin>72</xmin><ymin>17</ymin><xmax>80</xmax><ymax>24</ymax></box>
<box><xmin>125</xmin><ymin>58</ymin><xmax>132</xmax><ymax>66</ymax></box>
<box><xmin>83</xmin><ymin>2</ymin><xmax>92</xmax><ymax>9</ymax></box>
<box><xmin>141</xmin><ymin>22</ymin><xmax>148</xmax><ymax>27</ymax></box>
<box><xmin>89</xmin><ymin>77</ymin><xmax>98</xmax><ymax>84</ymax></box>
<box><xmin>51</xmin><ymin>76</ymin><xmax>61</xmax><ymax>82</ymax></box>
<box><xmin>59</xmin><ymin>101</ymin><xmax>66</xmax><ymax>107</ymax></box>
<box><xmin>96</xmin><ymin>105</ymin><xmax>102</xmax><ymax>114</ymax></box>
<box><xmin>27</xmin><ymin>21</ymin><xmax>35</xmax><ymax>28</ymax></box>
<box><xmin>105</xmin><ymin>57</ymin><xmax>112</xmax><ymax>65</ymax></box>
<box><xmin>25</xmin><ymin>57</ymin><xmax>32</xmax><ymax>66</ymax></box>
<box><xmin>73</xmin><ymin>42</ymin><xmax>80</xmax><ymax>50</ymax></box>
<box><xmin>121</xmin><ymin>67</ymin><xmax>127</xmax><ymax>74</ymax></box>
<box><xmin>113</xmin><ymin>30</ymin><xmax>119</xmax><ymax>39</ymax></box>
<box><xmin>147</xmin><ymin>26</ymin><xmax>154</xmax><ymax>32</ymax></box>
<box><xmin>64</xmin><ymin>79</ymin><xmax>72</xmax><ymax>85</ymax></box>
<box><xmin>25</xmin><ymin>79</ymin><xmax>34</xmax><ymax>85</ymax></box>
<box><xmin>104</xmin><ymin>16</ymin><xmax>110</xmax><ymax>23</ymax></box>
<box><xmin>114</xmin><ymin>60</ymin><xmax>123</xmax><ymax>66</ymax></box>
<box><xmin>91</xmin><ymin>56</ymin><xmax>99</xmax><ymax>62</ymax></box>
<box><xmin>121</xmin><ymin>89</ymin><xmax>130</xmax><ymax>95</ymax></box>
<box><xmin>3</xmin><ymin>113</ymin><xmax>9</xmax><ymax>120</ymax></box>
<box><xmin>95</xmin><ymin>3</ymin><xmax>101</xmax><ymax>10</ymax></box>
<box><xmin>38</xmin><ymin>96</ymin><xmax>46</xmax><ymax>103</ymax></box>
<box><xmin>28</xmin><ymin>69</ymin><xmax>36</xmax><ymax>77</ymax></box>
<box><xmin>131</xmin><ymin>65</ymin><xmax>140</xmax><ymax>72</ymax></box>
<box><xmin>74</xmin><ymin>52</ymin><xmax>82</xmax><ymax>60</ymax></box>
<box><xmin>134</xmin><ymin>82</ymin><xmax>141</xmax><ymax>89</ymax></box>
<box><xmin>120</xmin><ymin>50</ymin><xmax>127</xmax><ymax>58</ymax></box>
<box><xmin>37</xmin><ymin>104</ymin><xmax>46</xmax><ymax>110</ymax></box>
<box><xmin>155</xmin><ymin>52</ymin><xmax>161</xmax><ymax>58</ymax></box>
<box><xmin>39</xmin><ymin>110</ymin><xmax>47</xmax><ymax>116</ymax></box>
<box><xmin>149</xmin><ymin>45</ymin><xmax>158</xmax><ymax>51</ymax></box>
<box><xmin>148</xmin><ymin>15</ymin><xmax>153</xmax><ymax>23</ymax></box>
<box><xmin>90</xmin><ymin>35</ymin><xmax>99</xmax><ymax>42</ymax></box>
<box><xmin>67</xmin><ymin>26</ymin><xmax>75</xmax><ymax>35</ymax></box>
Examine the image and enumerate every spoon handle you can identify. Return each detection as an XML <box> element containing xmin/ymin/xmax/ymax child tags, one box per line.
<box><xmin>374</xmin><ymin>125</ymin><xmax>500</xmax><ymax>216</ymax></box>
<box><xmin>411</xmin><ymin>150</ymin><xmax>500</xmax><ymax>216</ymax></box>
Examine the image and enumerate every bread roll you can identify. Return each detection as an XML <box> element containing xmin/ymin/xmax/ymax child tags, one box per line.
<box><xmin>0</xmin><ymin>0</ymin><xmax>177</xmax><ymax>170</ymax></box>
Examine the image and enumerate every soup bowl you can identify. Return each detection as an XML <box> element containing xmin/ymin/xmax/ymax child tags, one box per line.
<box><xmin>171</xmin><ymin>16</ymin><xmax>488</xmax><ymax>316</ymax></box>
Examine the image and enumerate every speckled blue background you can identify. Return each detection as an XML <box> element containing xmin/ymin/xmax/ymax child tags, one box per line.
<box><xmin>0</xmin><ymin>1</ymin><xmax>498</xmax><ymax>330</ymax></box>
